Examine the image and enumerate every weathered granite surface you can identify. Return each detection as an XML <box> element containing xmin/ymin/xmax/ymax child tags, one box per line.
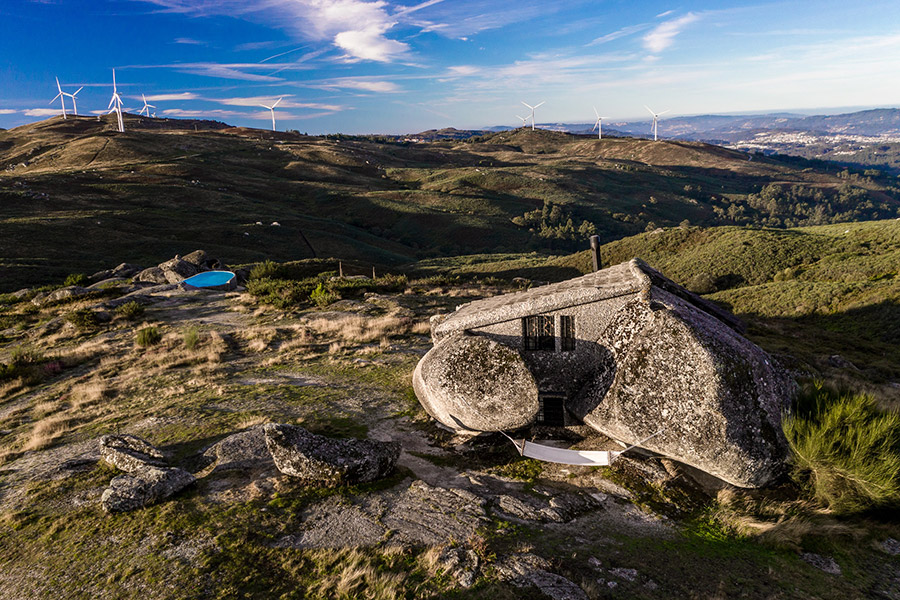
<box><xmin>99</xmin><ymin>434</ymin><xmax>167</xmax><ymax>473</ymax></box>
<box><xmin>413</xmin><ymin>332</ymin><xmax>539</xmax><ymax>433</ymax></box>
<box><xmin>264</xmin><ymin>423</ymin><xmax>400</xmax><ymax>486</ymax></box>
<box><xmin>101</xmin><ymin>466</ymin><xmax>195</xmax><ymax>513</ymax></box>
<box><xmin>202</xmin><ymin>424</ymin><xmax>274</xmax><ymax>472</ymax></box>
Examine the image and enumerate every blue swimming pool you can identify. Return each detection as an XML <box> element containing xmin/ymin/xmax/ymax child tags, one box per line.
<box><xmin>182</xmin><ymin>270</ymin><xmax>236</xmax><ymax>289</ymax></box>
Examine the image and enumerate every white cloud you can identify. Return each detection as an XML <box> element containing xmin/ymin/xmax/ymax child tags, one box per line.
<box><xmin>643</xmin><ymin>12</ymin><xmax>699</xmax><ymax>53</ymax></box>
<box><xmin>144</xmin><ymin>92</ymin><xmax>200</xmax><ymax>101</ymax></box>
<box><xmin>174</xmin><ymin>37</ymin><xmax>205</xmax><ymax>44</ymax></box>
<box><xmin>0</xmin><ymin>109</ymin><xmax>16</xmax><ymax>115</ymax></box>
<box><xmin>161</xmin><ymin>108</ymin><xmax>244</xmax><ymax>118</ymax></box>
<box><xmin>588</xmin><ymin>23</ymin><xmax>649</xmax><ymax>46</ymax></box>
<box><xmin>24</xmin><ymin>108</ymin><xmax>61</xmax><ymax>117</ymax></box>
<box><xmin>446</xmin><ymin>65</ymin><xmax>479</xmax><ymax>76</ymax></box>
<box><xmin>334</xmin><ymin>26</ymin><xmax>408</xmax><ymax>62</ymax></box>
<box><xmin>217</xmin><ymin>95</ymin><xmax>343</xmax><ymax>110</ymax></box>
<box><xmin>315</xmin><ymin>78</ymin><xmax>400</xmax><ymax>92</ymax></box>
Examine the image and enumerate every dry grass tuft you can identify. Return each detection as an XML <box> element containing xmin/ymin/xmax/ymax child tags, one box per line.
<box><xmin>23</xmin><ymin>414</ymin><xmax>73</xmax><ymax>451</ymax></box>
<box><xmin>32</xmin><ymin>399</ymin><xmax>64</xmax><ymax>420</ymax></box>
<box><xmin>70</xmin><ymin>379</ymin><xmax>112</xmax><ymax>409</ymax></box>
<box><xmin>241</xmin><ymin>327</ymin><xmax>278</xmax><ymax>353</ymax></box>
<box><xmin>235</xmin><ymin>414</ymin><xmax>270</xmax><ymax>429</ymax></box>
<box><xmin>307</xmin><ymin>548</ymin><xmax>409</xmax><ymax>600</ymax></box>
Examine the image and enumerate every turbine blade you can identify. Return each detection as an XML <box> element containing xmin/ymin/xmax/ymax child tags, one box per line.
<box><xmin>273</xmin><ymin>97</ymin><xmax>283</xmax><ymax>107</ymax></box>
<box><xmin>534</xmin><ymin>101</ymin><xmax>545</xmax><ymax>108</ymax></box>
<box><xmin>645</xmin><ymin>105</ymin><xmax>656</xmax><ymax>116</ymax></box>
<box><xmin>259</xmin><ymin>104</ymin><xmax>270</xmax><ymax>110</ymax></box>
<box><xmin>659</xmin><ymin>109</ymin><xmax>670</xmax><ymax>115</ymax></box>
<box><xmin>593</xmin><ymin>106</ymin><xmax>599</xmax><ymax>118</ymax></box>
<box><xmin>521</xmin><ymin>101</ymin><xmax>533</xmax><ymax>109</ymax></box>
<box><xmin>50</xmin><ymin>93</ymin><xmax>62</xmax><ymax>103</ymax></box>
<box><xmin>56</xmin><ymin>77</ymin><xmax>62</xmax><ymax>93</ymax></box>
<box><xmin>73</xmin><ymin>87</ymin><xmax>83</xmax><ymax>96</ymax></box>
<box><xmin>591</xmin><ymin>121</ymin><xmax>598</xmax><ymax>132</ymax></box>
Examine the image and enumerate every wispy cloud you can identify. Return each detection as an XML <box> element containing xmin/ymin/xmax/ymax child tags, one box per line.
<box><xmin>144</xmin><ymin>92</ymin><xmax>200</xmax><ymax>101</ymax></box>
<box><xmin>217</xmin><ymin>95</ymin><xmax>342</xmax><ymax>110</ymax></box>
<box><xmin>588</xmin><ymin>23</ymin><xmax>650</xmax><ymax>46</ymax></box>
<box><xmin>0</xmin><ymin>109</ymin><xmax>16</xmax><ymax>115</ymax></box>
<box><xmin>174</xmin><ymin>37</ymin><xmax>205</xmax><ymax>45</ymax></box>
<box><xmin>24</xmin><ymin>108</ymin><xmax>61</xmax><ymax>117</ymax></box>
<box><xmin>127</xmin><ymin>62</ymin><xmax>287</xmax><ymax>81</ymax></box>
<box><xmin>643</xmin><ymin>12</ymin><xmax>699</xmax><ymax>53</ymax></box>
<box><xmin>321</xmin><ymin>78</ymin><xmax>400</xmax><ymax>92</ymax></box>
<box><xmin>161</xmin><ymin>108</ymin><xmax>245</xmax><ymax>118</ymax></box>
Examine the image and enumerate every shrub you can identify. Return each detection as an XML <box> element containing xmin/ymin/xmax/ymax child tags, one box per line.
<box><xmin>784</xmin><ymin>382</ymin><xmax>900</xmax><ymax>514</ymax></box>
<box><xmin>114</xmin><ymin>301</ymin><xmax>145</xmax><ymax>320</ymax></box>
<box><xmin>66</xmin><ymin>309</ymin><xmax>100</xmax><ymax>330</ymax></box>
<box><xmin>246</xmin><ymin>278</ymin><xmax>316</xmax><ymax>309</ymax></box>
<box><xmin>183</xmin><ymin>326</ymin><xmax>200</xmax><ymax>350</ymax></box>
<box><xmin>310</xmin><ymin>283</ymin><xmax>340</xmax><ymax>308</ymax></box>
<box><xmin>136</xmin><ymin>326</ymin><xmax>162</xmax><ymax>347</ymax></box>
<box><xmin>64</xmin><ymin>273</ymin><xmax>87</xmax><ymax>287</ymax></box>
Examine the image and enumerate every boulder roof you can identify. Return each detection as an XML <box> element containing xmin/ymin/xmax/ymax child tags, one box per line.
<box><xmin>434</xmin><ymin>258</ymin><xmax>742</xmax><ymax>336</ymax></box>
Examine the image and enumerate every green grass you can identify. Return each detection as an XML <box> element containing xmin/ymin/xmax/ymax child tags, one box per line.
<box><xmin>115</xmin><ymin>300</ymin><xmax>145</xmax><ymax>320</ymax></box>
<box><xmin>784</xmin><ymin>382</ymin><xmax>900</xmax><ymax>514</ymax></box>
<box><xmin>136</xmin><ymin>326</ymin><xmax>162</xmax><ymax>347</ymax></box>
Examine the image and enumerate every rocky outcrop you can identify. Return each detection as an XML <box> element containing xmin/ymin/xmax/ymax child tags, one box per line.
<box><xmin>202</xmin><ymin>425</ymin><xmax>274</xmax><ymax>472</ymax></box>
<box><xmin>89</xmin><ymin>263</ymin><xmax>140</xmax><ymax>283</ymax></box>
<box><xmin>264</xmin><ymin>424</ymin><xmax>400</xmax><ymax>486</ymax></box>
<box><xmin>101</xmin><ymin>466</ymin><xmax>195</xmax><ymax>513</ymax></box>
<box><xmin>575</xmin><ymin>291</ymin><xmax>793</xmax><ymax>488</ymax></box>
<box><xmin>496</xmin><ymin>553</ymin><xmax>588</xmax><ymax>600</ymax></box>
<box><xmin>413</xmin><ymin>332</ymin><xmax>539</xmax><ymax>433</ymax></box>
<box><xmin>31</xmin><ymin>286</ymin><xmax>92</xmax><ymax>306</ymax></box>
<box><xmin>99</xmin><ymin>434</ymin><xmax>167</xmax><ymax>472</ymax></box>
<box><xmin>134</xmin><ymin>251</ymin><xmax>221</xmax><ymax>285</ymax></box>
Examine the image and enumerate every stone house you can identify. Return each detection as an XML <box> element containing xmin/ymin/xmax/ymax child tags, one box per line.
<box><xmin>413</xmin><ymin>258</ymin><xmax>794</xmax><ymax>487</ymax></box>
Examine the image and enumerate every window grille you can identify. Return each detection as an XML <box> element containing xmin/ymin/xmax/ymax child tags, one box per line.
<box><xmin>523</xmin><ymin>315</ymin><xmax>554</xmax><ymax>351</ymax></box>
<box><xmin>560</xmin><ymin>316</ymin><xmax>575</xmax><ymax>351</ymax></box>
<box><xmin>537</xmin><ymin>395</ymin><xmax>566</xmax><ymax>427</ymax></box>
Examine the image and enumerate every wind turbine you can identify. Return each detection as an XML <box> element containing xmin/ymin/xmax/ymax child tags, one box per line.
<box><xmin>259</xmin><ymin>97</ymin><xmax>283</xmax><ymax>131</ymax></box>
<box><xmin>521</xmin><ymin>101</ymin><xmax>545</xmax><ymax>131</ymax></box>
<box><xmin>139</xmin><ymin>93</ymin><xmax>156</xmax><ymax>117</ymax></box>
<box><xmin>50</xmin><ymin>77</ymin><xmax>67</xmax><ymax>120</ymax></box>
<box><xmin>107</xmin><ymin>69</ymin><xmax>124</xmax><ymax>133</ymax></box>
<box><xmin>591</xmin><ymin>106</ymin><xmax>608</xmax><ymax>140</ymax></box>
<box><xmin>645</xmin><ymin>105</ymin><xmax>669</xmax><ymax>141</ymax></box>
<box><xmin>63</xmin><ymin>86</ymin><xmax>84</xmax><ymax>116</ymax></box>
<box><xmin>514</xmin><ymin>114</ymin><xmax>530</xmax><ymax>128</ymax></box>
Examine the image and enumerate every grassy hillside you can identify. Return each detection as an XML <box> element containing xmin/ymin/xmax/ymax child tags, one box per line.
<box><xmin>2</xmin><ymin>115</ymin><xmax>899</xmax><ymax>291</ymax></box>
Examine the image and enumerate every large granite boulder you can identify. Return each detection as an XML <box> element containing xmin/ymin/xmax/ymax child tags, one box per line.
<box><xmin>413</xmin><ymin>332</ymin><xmax>539</xmax><ymax>433</ymax></box>
<box><xmin>90</xmin><ymin>262</ymin><xmax>141</xmax><ymax>283</ymax></box>
<box><xmin>573</xmin><ymin>290</ymin><xmax>794</xmax><ymax>488</ymax></box>
<box><xmin>99</xmin><ymin>434</ymin><xmax>167</xmax><ymax>472</ymax></box>
<box><xmin>264</xmin><ymin>424</ymin><xmax>400</xmax><ymax>486</ymax></box>
<box><xmin>101</xmin><ymin>466</ymin><xmax>195</xmax><ymax>513</ymax></box>
<box><xmin>134</xmin><ymin>251</ymin><xmax>220</xmax><ymax>285</ymax></box>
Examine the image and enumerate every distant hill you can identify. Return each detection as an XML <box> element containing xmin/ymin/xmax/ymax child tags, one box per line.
<box><xmin>405</xmin><ymin>127</ymin><xmax>487</xmax><ymax>141</ymax></box>
<box><xmin>1</xmin><ymin>115</ymin><xmax>898</xmax><ymax>291</ymax></box>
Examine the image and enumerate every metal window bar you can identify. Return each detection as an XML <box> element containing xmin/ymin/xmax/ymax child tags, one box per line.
<box><xmin>523</xmin><ymin>316</ymin><xmax>554</xmax><ymax>351</ymax></box>
<box><xmin>560</xmin><ymin>315</ymin><xmax>575</xmax><ymax>351</ymax></box>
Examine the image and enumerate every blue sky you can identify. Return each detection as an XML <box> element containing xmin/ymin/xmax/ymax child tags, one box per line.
<box><xmin>1</xmin><ymin>0</ymin><xmax>899</xmax><ymax>133</ymax></box>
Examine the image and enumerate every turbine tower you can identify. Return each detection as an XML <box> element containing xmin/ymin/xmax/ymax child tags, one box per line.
<box><xmin>591</xmin><ymin>106</ymin><xmax>608</xmax><ymax>140</ymax></box>
<box><xmin>139</xmin><ymin>93</ymin><xmax>156</xmax><ymax>117</ymax></box>
<box><xmin>50</xmin><ymin>77</ymin><xmax>67</xmax><ymax>120</ymax></box>
<box><xmin>645</xmin><ymin>105</ymin><xmax>669</xmax><ymax>141</ymax></box>
<box><xmin>107</xmin><ymin>69</ymin><xmax>125</xmax><ymax>132</ymax></box>
<box><xmin>515</xmin><ymin>114</ymin><xmax>530</xmax><ymax>128</ymax></box>
<box><xmin>63</xmin><ymin>86</ymin><xmax>84</xmax><ymax>116</ymax></box>
<box><xmin>259</xmin><ymin>97</ymin><xmax>283</xmax><ymax>131</ymax></box>
<box><xmin>521</xmin><ymin>101</ymin><xmax>545</xmax><ymax>131</ymax></box>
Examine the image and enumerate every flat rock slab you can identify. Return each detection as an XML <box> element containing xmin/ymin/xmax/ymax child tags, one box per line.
<box><xmin>496</xmin><ymin>553</ymin><xmax>588</xmax><ymax>600</ymax></box>
<box><xmin>99</xmin><ymin>434</ymin><xmax>167</xmax><ymax>473</ymax></box>
<box><xmin>203</xmin><ymin>425</ymin><xmax>274</xmax><ymax>473</ymax></box>
<box><xmin>264</xmin><ymin>423</ymin><xmax>400</xmax><ymax>486</ymax></box>
<box><xmin>101</xmin><ymin>466</ymin><xmax>195</xmax><ymax>513</ymax></box>
<box><xmin>274</xmin><ymin>496</ymin><xmax>387</xmax><ymax>549</ymax></box>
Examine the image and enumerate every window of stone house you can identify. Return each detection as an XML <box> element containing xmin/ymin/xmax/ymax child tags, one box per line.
<box><xmin>523</xmin><ymin>315</ymin><xmax>554</xmax><ymax>351</ymax></box>
<box><xmin>537</xmin><ymin>395</ymin><xmax>566</xmax><ymax>426</ymax></box>
<box><xmin>560</xmin><ymin>315</ymin><xmax>576</xmax><ymax>351</ymax></box>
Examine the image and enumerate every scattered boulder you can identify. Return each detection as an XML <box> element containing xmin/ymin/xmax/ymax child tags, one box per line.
<box><xmin>157</xmin><ymin>256</ymin><xmax>201</xmax><ymax>284</ymax></box>
<box><xmin>134</xmin><ymin>266</ymin><xmax>168</xmax><ymax>285</ymax></box>
<box><xmin>496</xmin><ymin>553</ymin><xmax>588</xmax><ymax>600</ymax></box>
<box><xmin>202</xmin><ymin>425</ymin><xmax>274</xmax><ymax>472</ymax></box>
<box><xmin>32</xmin><ymin>285</ymin><xmax>91</xmax><ymax>306</ymax></box>
<box><xmin>90</xmin><ymin>263</ymin><xmax>140</xmax><ymax>283</ymax></box>
<box><xmin>87</xmin><ymin>277</ymin><xmax>129</xmax><ymax>290</ymax></box>
<box><xmin>101</xmin><ymin>466</ymin><xmax>195</xmax><ymax>513</ymax></box>
<box><xmin>434</xmin><ymin>546</ymin><xmax>480</xmax><ymax>588</ymax></box>
<box><xmin>264</xmin><ymin>423</ymin><xmax>400</xmax><ymax>486</ymax></box>
<box><xmin>413</xmin><ymin>332</ymin><xmax>539</xmax><ymax>433</ymax></box>
<box><xmin>99</xmin><ymin>434</ymin><xmax>167</xmax><ymax>473</ymax></box>
<box><xmin>181</xmin><ymin>250</ymin><xmax>220</xmax><ymax>270</ymax></box>
<box><xmin>133</xmin><ymin>251</ymin><xmax>221</xmax><ymax>285</ymax></box>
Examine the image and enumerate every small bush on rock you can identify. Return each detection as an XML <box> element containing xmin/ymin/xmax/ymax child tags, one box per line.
<box><xmin>183</xmin><ymin>326</ymin><xmax>200</xmax><ymax>350</ymax></box>
<box><xmin>310</xmin><ymin>283</ymin><xmax>340</xmax><ymax>308</ymax></box>
<box><xmin>64</xmin><ymin>273</ymin><xmax>87</xmax><ymax>286</ymax></box>
<box><xmin>784</xmin><ymin>382</ymin><xmax>900</xmax><ymax>514</ymax></box>
<box><xmin>66</xmin><ymin>309</ymin><xmax>100</xmax><ymax>330</ymax></box>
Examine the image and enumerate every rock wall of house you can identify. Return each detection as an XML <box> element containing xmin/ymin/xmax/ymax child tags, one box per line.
<box><xmin>470</xmin><ymin>293</ymin><xmax>636</xmax><ymax>401</ymax></box>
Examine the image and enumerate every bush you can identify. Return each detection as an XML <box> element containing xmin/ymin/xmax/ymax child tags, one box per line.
<box><xmin>136</xmin><ymin>326</ymin><xmax>162</xmax><ymax>347</ymax></box>
<box><xmin>114</xmin><ymin>301</ymin><xmax>145</xmax><ymax>320</ymax></box>
<box><xmin>64</xmin><ymin>273</ymin><xmax>87</xmax><ymax>287</ymax></box>
<box><xmin>310</xmin><ymin>283</ymin><xmax>340</xmax><ymax>308</ymax></box>
<box><xmin>784</xmin><ymin>382</ymin><xmax>900</xmax><ymax>514</ymax></box>
<box><xmin>66</xmin><ymin>309</ymin><xmax>100</xmax><ymax>330</ymax></box>
<box><xmin>183</xmin><ymin>326</ymin><xmax>200</xmax><ymax>350</ymax></box>
<box><xmin>246</xmin><ymin>278</ymin><xmax>316</xmax><ymax>309</ymax></box>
